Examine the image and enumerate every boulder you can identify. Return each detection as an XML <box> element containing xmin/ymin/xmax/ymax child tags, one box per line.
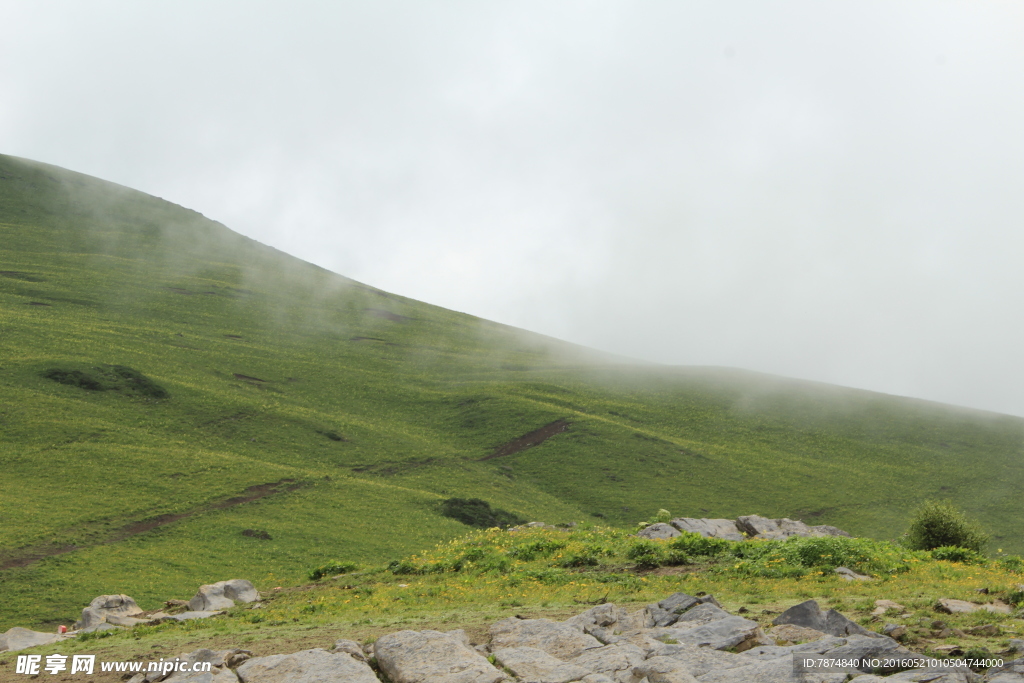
<box><xmin>493</xmin><ymin>646</ymin><xmax>591</xmax><ymax>683</ymax></box>
<box><xmin>669</xmin><ymin>518</ymin><xmax>745</xmax><ymax>541</ymax></box>
<box><xmin>490</xmin><ymin>617</ymin><xmax>603</xmax><ymax>660</ymax></box>
<box><xmin>935</xmin><ymin>598</ymin><xmax>1012</xmax><ymax>614</ymax></box>
<box><xmin>188</xmin><ymin>579</ymin><xmax>259</xmax><ymax>611</ymax></box>
<box><xmin>638</xmin><ymin>523</ymin><xmax>681</xmax><ymax>539</ymax></box>
<box><xmin>834</xmin><ymin>566</ymin><xmax>872</xmax><ymax>581</ymax></box>
<box><xmin>772</xmin><ymin>600</ymin><xmax>879</xmax><ymax>638</ymax></box>
<box><xmin>330</xmin><ymin>638</ymin><xmax>367</xmax><ymax>662</ymax></box>
<box><xmin>734</xmin><ymin>515</ymin><xmax>851</xmax><ymax>540</ymax></box>
<box><xmin>375</xmin><ymin>629</ymin><xmax>508</xmax><ymax>683</ymax></box>
<box><xmin>643</xmin><ymin>643</ymin><xmax>749</xmax><ymax>678</ymax></box>
<box><xmin>571</xmin><ymin>642</ymin><xmax>647</xmax><ymax>682</ymax></box>
<box><xmin>659</xmin><ymin>593</ymin><xmax>701</xmax><ymax>616</ymax></box>
<box><xmin>236</xmin><ymin>648</ymin><xmax>377</xmax><ymax>683</ymax></box>
<box><xmin>673</xmin><ymin>603</ymin><xmax>730</xmax><ymax>626</ymax></box>
<box><xmin>75</xmin><ymin>593</ymin><xmax>144</xmax><ymax>630</ymax></box>
<box><xmin>871</xmin><ymin>599</ymin><xmax>905</xmax><ymax>616</ymax></box>
<box><xmin>653</xmin><ymin>615</ymin><xmax>766</xmax><ymax>651</ymax></box>
<box><xmin>0</xmin><ymin>626</ymin><xmax>65</xmax><ymax>652</ymax></box>
<box><xmin>698</xmin><ymin>655</ymin><xmax>850</xmax><ymax>682</ymax></box>
<box><xmin>766</xmin><ymin>624</ymin><xmax>829</xmax><ymax>644</ymax></box>
<box><xmin>632</xmin><ymin>657</ymin><xmax>700</xmax><ymax>683</ymax></box>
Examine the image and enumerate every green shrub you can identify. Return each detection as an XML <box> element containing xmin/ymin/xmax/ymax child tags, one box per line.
<box><xmin>930</xmin><ymin>545</ymin><xmax>986</xmax><ymax>564</ymax></box>
<box><xmin>669</xmin><ymin>531</ymin><xmax>732</xmax><ymax>557</ymax></box>
<box><xmin>626</xmin><ymin>539</ymin><xmax>665</xmax><ymax>570</ymax></box>
<box><xmin>904</xmin><ymin>501</ymin><xmax>989</xmax><ymax>553</ymax></box>
<box><xmin>507</xmin><ymin>538</ymin><xmax>566</xmax><ymax>561</ymax></box>
<box><xmin>308</xmin><ymin>560</ymin><xmax>358</xmax><ymax>581</ymax></box>
<box><xmin>997</xmin><ymin>556</ymin><xmax>1024</xmax><ymax>574</ymax></box>
<box><xmin>440</xmin><ymin>498</ymin><xmax>527</xmax><ymax>529</ymax></box>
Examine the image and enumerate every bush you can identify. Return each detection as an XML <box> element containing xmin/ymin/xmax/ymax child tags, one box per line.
<box><xmin>997</xmin><ymin>556</ymin><xmax>1024</xmax><ymax>574</ymax></box>
<box><xmin>904</xmin><ymin>501</ymin><xmax>989</xmax><ymax>553</ymax></box>
<box><xmin>626</xmin><ymin>539</ymin><xmax>665</xmax><ymax>570</ymax></box>
<box><xmin>308</xmin><ymin>560</ymin><xmax>358</xmax><ymax>581</ymax></box>
<box><xmin>930</xmin><ymin>545</ymin><xmax>986</xmax><ymax>564</ymax></box>
<box><xmin>669</xmin><ymin>531</ymin><xmax>732</xmax><ymax>557</ymax></box>
<box><xmin>441</xmin><ymin>498</ymin><xmax>527</xmax><ymax>529</ymax></box>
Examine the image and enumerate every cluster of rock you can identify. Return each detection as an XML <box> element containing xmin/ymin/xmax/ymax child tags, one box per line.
<box><xmin>0</xmin><ymin>579</ymin><xmax>260</xmax><ymax>653</ymax></box>
<box><xmin>637</xmin><ymin>514</ymin><xmax>851</xmax><ymax>542</ymax></box>
<box><xmin>100</xmin><ymin>592</ymin><xmax>1024</xmax><ymax>682</ymax></box>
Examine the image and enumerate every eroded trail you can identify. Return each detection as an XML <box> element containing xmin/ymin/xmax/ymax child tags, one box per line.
<box><xmin>479</xmin><ymin>419</ymin><xmax>570</xmax><ymax>460</ymax></box>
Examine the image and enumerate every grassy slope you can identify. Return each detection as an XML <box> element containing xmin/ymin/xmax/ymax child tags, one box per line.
<box><xmin>1</xmin><ymin>152</ymin><xmax>1022</xmax><ymax>630</ymax></box>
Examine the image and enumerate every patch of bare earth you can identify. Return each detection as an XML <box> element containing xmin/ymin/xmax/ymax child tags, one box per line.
<box><xmin>479</xmin><ymin>419</ymin><xmax>570</xmax><ymax>461</ymax></box>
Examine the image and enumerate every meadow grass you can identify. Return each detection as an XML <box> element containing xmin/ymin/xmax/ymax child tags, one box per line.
<box><xmin>2</xmin><ymin>152</ymin><xmax>1024</xmax><ymax>631</ymax></box>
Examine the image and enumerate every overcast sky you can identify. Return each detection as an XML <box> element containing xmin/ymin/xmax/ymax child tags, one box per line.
<box><xmin>2</xmin><ymin>1</ymin><xmax>1023</xmax><ymax>416</ymax></box>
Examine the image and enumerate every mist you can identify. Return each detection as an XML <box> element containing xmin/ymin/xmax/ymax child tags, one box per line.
<box><xmin>2</xmin><ymin>1</ymin><xmax>1023</xmax><ymax>415</ymax></box>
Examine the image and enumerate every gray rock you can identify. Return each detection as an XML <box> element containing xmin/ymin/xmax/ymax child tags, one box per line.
<box><xmin>237</xmin><ymin>648</ymin><xmax>377</xmax><ymax>683</ymax></box>
<box><xmin>571</xmin><ymin>643</ymin><xmax>646</xmax><ymax>683</ymax></box>
<box><xmin>162</xmin><ymin>648</ymin><xmax>251</xmax><ymax>683</ymax></box>
<box><xmin>883</xmin><ymin>670</ymin><xmax>975</xmax><ymax>682</ymax></box>
<box><xmin>1008</xmin><ymin>638</ymin><xmax>1024</xmax><ymax>653</ymax></box>
<box><xmin>654</xmin><ymin>615</ymin><xmax>765</xmax><ymax>651</ymax></box>
<box><xmin>0</xmin><ymin>626</ymin><xmax>65</xmax><ymax>652</ymax></box>
<box><xmin>935</xmin><ymin>598</ymin><xmax>1012</xmax><ymax>615</ymax></box>
<box><xmin>809</xmin><ymin>525</ymin><xmax>851</xmax><ymax>537</ymax></box>
<box><xmin>734</xmin><ymin>516</ymin><xmax>851</xmax><ymax>541</ymax></box>
<box><xmin>564</xmin><ymin>603</ymin><xmax>632</xmax><ymax>633</ymax></box>
<box><xmin>376</xmin><ymin>629</ymin><xmax>508</xmax><ymax>683</ymax></box>
<box><xmin>330</xmin><ymin>638</ymin><xmax>367</xmax><ymax>662</ymax></box>
<box><xmin>669</xmin><ymin>518</ymin><xmax>745</xmax><ymax>541</ymax></box>
<box><xmin>493</xmin><ymin>646</ymin><xmax>590</xmax><ymax>683</ymax></box>
<box><xmin>645</xmin><ymin>643</ymin><xmax>749</xmax><ymax>677</ymax></box>
<box><xmin>188</xmin><ymin>579</ymin><xmax>259</xmax><ymax>612</ymax></box>
<box><xmin>632</xmin><ymin>656</ymin><xmax>700</xmax><ymax>683</ymax></box>
<box><xmin>490</xmin><ymin>617</ymin><xmax>603</xmax><ymax>660</ymax></box>
<box><xmin>638</xmin><ymin>523</ymin><xmax>682</xmax><ymax>539</ymax></box>
<box><xmin>834</xmin><ymin>566</ymin><xmax>873</xmax><ymax>581</ymax></box>
<box><xmin>659</xmin><ymin>593</ymin><xmax>701</xmax><ymax>615</ymax></box>
<box><xmin>818</xmin><ymin>634</ymin><xmax>924</xmax><ymax>673</ymax></box>
<box><xmin>989</xmin><ymin>674</ymin><xmax>1024</xmax><ymax>683</ymax></box>
<box><xmin>76</xmin><ymin>593</ymin><xmax>144</xmax><ymax>630</ymax></box>
<box><xmin>772</xmin><ymin>600</ymin><xmax>879</xmax><ymax>638</ymax></box>
<box><xmin>696</xmin><ymin>655</ymin><xmax>849</xmax><ymax>682</ymax></box>
<box><xmin>674</xmin><ymin>603</ymin><xmax>730</xmax><ymax>625</ymax></box>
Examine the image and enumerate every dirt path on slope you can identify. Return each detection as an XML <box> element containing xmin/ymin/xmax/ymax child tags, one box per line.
<box><xmin>0</xmin><ymin>479</ymin><xmax>305</xmax><ymax>571</ymax></box>
<box><xmin>479</xmin><ymin>419</ymin><xmax>570</xmax><ymax>461</ymax></box>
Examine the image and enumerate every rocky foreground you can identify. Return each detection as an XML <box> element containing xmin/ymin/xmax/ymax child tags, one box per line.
<box><xmin>13</xmin><ymin>589</ymin><xmax>1016</xmax><ymax>683</ymax></box>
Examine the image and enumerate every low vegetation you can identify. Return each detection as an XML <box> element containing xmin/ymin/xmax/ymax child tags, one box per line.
<box><xmin>3</xmin><ymin>152</ymin><xmax>1024</xmax><ymax>633</ymax></box>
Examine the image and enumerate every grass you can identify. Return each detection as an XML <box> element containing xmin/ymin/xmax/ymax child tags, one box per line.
<box><xmin>1</xmin><ymin>525</ymin><xmax>1022</xmax><ymax>683</ymax></box>
<box><xmin>2</xmin><ymin>151</ymin><xmax>1024</xmax><ymax>632</ymax></box>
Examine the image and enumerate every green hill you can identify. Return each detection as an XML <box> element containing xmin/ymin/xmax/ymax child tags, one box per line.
<box><xmin>1</xmin><ymin>152</ymin><xmax>1022</xmax><ymax>630</ymax></box>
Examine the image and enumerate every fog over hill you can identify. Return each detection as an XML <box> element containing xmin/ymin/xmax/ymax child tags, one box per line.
<box><xmin>2</xmin><ymin>2</ymin><xmax>1024</xmax><ymax>415</ymax></box>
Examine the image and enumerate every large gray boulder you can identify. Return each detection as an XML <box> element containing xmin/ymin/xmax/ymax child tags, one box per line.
<box><xmin>493</xmin><ymin>646</ymin><xmax>591</xmax><ymax>683</ymax></box>
<box><xmin>188</xmin><ymin>580</ymin><xmax>259</xmax><ymax>611</ymax></box>
<box><xmin>0</xmin><ymin>626</ymin><xmax>65</xmax><ymax>652</ymax></box>
<box><xmin>669</xmin><ymin>519</ymin><xmax>745</xmax><ymax>541</ymax></box>
<box><xmin>375</xmin><ymin>629</ymin><xmax>508</xmax><ymax>683</ymax></box>
<box><xmin>572</xmin><ymin>642</ymin><xmax>647</xmax><ymax>682</ymax></box>
<box><xmin>640</xmin><ymin>644</ymin><xmax>749</xmax><ymax>678</ymax></box>
<box><xmin>632</xmin><ymin>657</ymin><xmax>701</xmax><ymax>683</ymax></box>
<box><xmin>653</xmin><ymin>615</ymin><xmax>766</xmax><ymax>651</ymax></box>
<box><xmin>772</xmin><ymin>600</ymin><xmax>879</xmax><ymax>638</ymax></box>
<box><xmin>236</xmin><ymin>648</ymin><xmax>377</xmax><ymax>683</ymax></box>
<box><xmin>75</xmin><ymin>593</ymin><xmax>144</xmax><ymax>630</ymax></box>
<box><xmin>735</xmin><ymin>515</ymin><xmax>849</xmax><ymax>540</ymax></box>
<box><xmin>695</xmin><ymin>655</ymin><xmax>849</xmax><ymax>682</ymax></box>
<box><xmin>490</xmin><ymin>617</ymin><xmax>603</xmax><ymax>660</ymax></box>
<box><xmin>637</xmin><ymin>523</ymin><xmax>681</xmax><ymax>540</ymax></box>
